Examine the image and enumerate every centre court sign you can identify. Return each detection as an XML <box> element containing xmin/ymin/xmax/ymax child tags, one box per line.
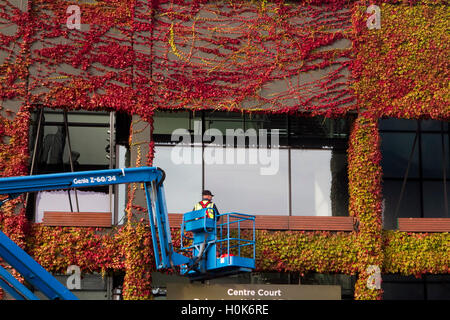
<box><xmin>167</xmin><ymin>283</ymin><xmax>341</xmax><ymax>300</ymax></box>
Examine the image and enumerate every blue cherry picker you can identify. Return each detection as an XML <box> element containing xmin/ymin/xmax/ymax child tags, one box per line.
<box><xmin>0</xmin><ymin>167</ymin><xmax>255</xmax><ymax>300</ymax></box>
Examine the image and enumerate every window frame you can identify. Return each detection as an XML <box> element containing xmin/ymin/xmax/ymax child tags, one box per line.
<box><xmin>153</xmin><ymin>110</ymin><xmax>353</xmax><ymax>217</ymax></box>
<box><xmin>27</xmin><ymin>107</ymin><xmax>126</xmax><ymax>224</ymax></box>
<box><xmin>380</xmin><ymin>118</ymin><xmax>450</xmax><ymax>228</ymax></box>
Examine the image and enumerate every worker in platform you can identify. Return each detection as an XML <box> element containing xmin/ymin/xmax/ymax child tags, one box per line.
<box><xmin>193</xmin><ymin>190</ymin><xmax>220</xmax><ymax>220</ymax></box>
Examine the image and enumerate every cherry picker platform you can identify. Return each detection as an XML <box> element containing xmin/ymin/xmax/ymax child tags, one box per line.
<box><xmin>0</xmin><ymin>167</ymin><xmax>255</xmax><ymax>299</ymax></box>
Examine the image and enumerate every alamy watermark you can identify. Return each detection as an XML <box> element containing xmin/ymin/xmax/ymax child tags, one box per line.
<box><xmin>366</xmin><ymin>5</ymin><xmax>381</xmax><ymax>30</ymax></box>
<box><xmin>66</xmin><ymin>5</ymin><xmax>81</xmax><ymax>30</ymax></box>
<box><xmin>170</xmin><ymin>121</ymin><xmax>280</xmax><ymax>176</ymax></box>
<box><xmin>66</xmin><ymin>265</ymin><xmax>81</xmax><ymax>290</ymax></box>
<box><xmin>366</xmin><ymin>265</ymin><xmax>382</xmax><ymax>290</ymax></box>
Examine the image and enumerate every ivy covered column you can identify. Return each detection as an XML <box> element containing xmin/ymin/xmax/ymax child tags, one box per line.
<box><xmin>121</xmin><ymin>108</ymin><xmax>156</xmax><ymax>300</ymax></box>
<box><xmin>348</xmin><ymin>114</ymin><xmax>384</xmax><ymax>300</ymax></box>
<box><xmin>0</xmin><ymin>109</ymin><xmax>32</xmax><ymax>300</ymax></box>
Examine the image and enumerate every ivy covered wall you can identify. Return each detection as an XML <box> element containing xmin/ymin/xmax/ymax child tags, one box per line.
<box><xmin>0</xmin><ymin>0</ymin><xmax>449</xmax><ymax>300</ymax></box>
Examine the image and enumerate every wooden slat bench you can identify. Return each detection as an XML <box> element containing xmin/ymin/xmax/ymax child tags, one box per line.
<box><xmin>43</xmin><ymin>212</ymin><xmax>112</xmax><ymax>228</ymax></box>
<box><xmin>398</xmin><ymin>218</ymin><xmax>450</xmax><ymax>232</ymax></box>
<box><xmin>168</xmin><ymin>214</ymin><xmax>355</xmax><ymax>231</ymax></box>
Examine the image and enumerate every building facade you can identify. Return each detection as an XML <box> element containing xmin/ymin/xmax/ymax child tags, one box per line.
<box><xmin>0</xmin><ymin>0</ymin><xmax>448</xmax><ymax>299</ymax></box>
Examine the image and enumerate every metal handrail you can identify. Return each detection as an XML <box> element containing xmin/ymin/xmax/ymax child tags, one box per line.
<box><xmin>216</xmin><ymin>212</ymin><xmax>255</xmax><ymax>264</ymax></box>
<box><xmin>180</xmin><ymin>211</ymin><xmax>256</xmax><ymax>268</ymax></box>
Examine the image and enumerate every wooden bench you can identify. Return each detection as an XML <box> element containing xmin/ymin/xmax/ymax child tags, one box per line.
<box><xmin>168</xmin><ymin>214</ymin><xmax>355</xmax><ymax>231</ymax></box>
<box><xmin>43</xmin><ymin>212</ymin><xmax>112</xmax><ymax>228</ymax></box>
<box><xmin>398</xmin><ymin>218</ymin><xmax>450</xmax><ymax>232</ymax></box>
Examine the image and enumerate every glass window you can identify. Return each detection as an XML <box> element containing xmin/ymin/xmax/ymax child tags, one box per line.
<box><xmin>380</xmin><ymin>118</ymin><xmax>450</xmax><ymax>226</ymax></box>
<box><xmin>381</xmin><ymin>132</ymin><xmax>420</xmax><ymax>178</ymax></box>
<box><xmin>420</xmin><ymin>119</ymin><xmax>448</xmax><ymax>132</ymax></box>
<box><xmin>379</xmin><ymin>118</ymin><xmax>417</xmax><ymax>131</ymax></box>
<box><xmin>30</xmin><ymin>109</ymin><xmax>112</xmax><ymax>173</ymax></box>
<box><xmin>153</xmin><ymin>110</ymin><xmax>192</xmax><ymax>135</ymax></box>
<box><xmin>299</xmin><ymin>273</ymin><xmax>356</xmax><ymax>300</ymax></box>
<box><xmin>153</xmin><ymin>145</ymin><xmax>202</xmax><ymax>214</ymax></box>
<box><xmin>422</xmin><ymin>181</ymin><xmax>450</xmax><ymax>218</ymax></box>
<box><xmin>66</xmin><ymin>112</ymin><xmax>110</xmax><ymax>125</ymax></box>
<box><xmin>204</xmin><ymin>148</ymin><xmax>289</xmax><ymax>215</ymax></box>
<box><xmin>421</xmin><ymin>134</ymin><xmax>449</xmax><ymax>179</ymax></box>
<box><xmin>35</xmin><ymin>190</ymin><xmax>112</xmax><ymax>223</ymax></box>
<box><xmin>153</xmin><ymin>110</ymin><xmax>351</xmax><ymax>217</ymax></box>
<box><xmin>204</xmin><ymin>111</ymin><xmax>244</xmax><ymax>137</ymax></box>
<box><xmin>153</xmin><ymin>111</ymin><xmax>201</xmax><ymax>145</ymax></box>
<box><xmin>64</xmin><ymin>126</ymin><xmax>110</xmax><ymax>166</ymax></box>
<box><xmin>289</xmin><ymin>116</ymin><xmax>351</xmax><ymax>149</ymax></box>
<box><xmin>382</xmin><ymin>281</ymin><xmax>425</xmax><ymax>300</ymax></box>
<box><xmin>39</xmin><ymin>125</ymin><xmax>110</xmax><ymax>168</ymax></box>
<box><xmin>290</xmin><ymin>116</ymin><xmax>351</xmax><ymax>139</ymax></box>
<box><xmin>426</xmin><ymin>275</ymin><xmax>450</xmax><ymax>300</ymax></box>
<box><xmin>244</xmin><ymin>113</ymin><xmax>288</xmax><ymax>139</ymax></box>
<box><xmin>330</xmin><ymin>150</ymin><xmax>350</xmax><ymax>217</ymax></box>
<box><xmin>382</xmin><ymin>274</ymin><xmax>450</xmax><ymax>300</ymax></box>
<box><xmin>27</xmin><ymin>108</ymin><xmax>121</xmax><ymax>223</ymax></box>
<box><xmin>382</xmin><ymin>180</ymin><xmax>421</xmax><ymax>229</ymax></box>
<box><xmin>291</xmin><ymin>149</ymin><xmax>348</xmax><ymax>216</ymax></box>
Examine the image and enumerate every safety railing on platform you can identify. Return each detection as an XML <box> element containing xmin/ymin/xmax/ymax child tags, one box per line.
<box><xmin>216</xmin><ymin>212</ymin><xmax>255</xmax><ymax>266</ymax></box>
<box><xmin>179</xmin><ymin>211</ymin><xmax>256</xmax><ymax>266</ymax></box>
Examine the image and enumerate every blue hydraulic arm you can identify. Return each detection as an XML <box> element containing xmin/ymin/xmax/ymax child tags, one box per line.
<box><xmin>0</xmin><ymin>167</ymin><xmax>192</xmax><ymax>299</ymax></box>
<box><xmin>0</xmin><ymin>231</ymin><xmax>76</xmax><ymax>300</ymax></box>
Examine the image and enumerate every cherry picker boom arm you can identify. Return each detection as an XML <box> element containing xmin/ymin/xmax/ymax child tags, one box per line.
<box><xmin>0</xmin><ymin>167</ymin><xmax>192</xmax><ymax>300</ymax></box>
